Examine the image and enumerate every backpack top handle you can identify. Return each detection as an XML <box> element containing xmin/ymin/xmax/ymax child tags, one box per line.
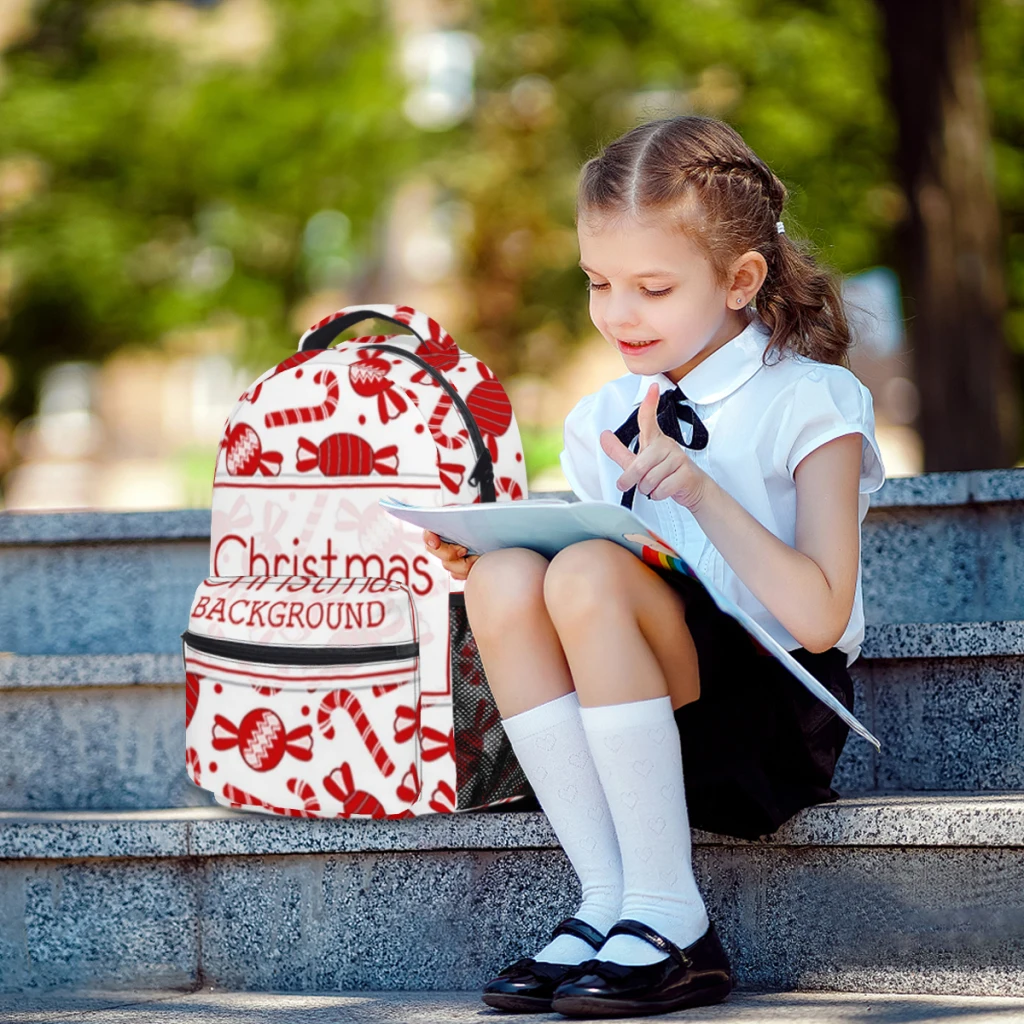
<box><xmin>297</xmin><ymin>305</ymin><xmax>497</xmax><ymax>504</ymax></box>
<box><xmin>299</xmin><ymin>305</ymin><xmax>430</xmax><ymax>352</ymax></box>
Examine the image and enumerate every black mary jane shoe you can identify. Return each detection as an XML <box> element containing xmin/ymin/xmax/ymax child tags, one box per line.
<box><xmin>481</xmin><ymin>916</ymin><xmax>607</xmax><ymax>1013</ymax></box>
<box><xmin>550</xmin><ymin>917</ymin><xmax>734</xmax><ymax>1018</ymax></box>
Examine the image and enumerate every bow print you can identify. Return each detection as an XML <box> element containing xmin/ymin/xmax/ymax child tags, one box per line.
<box><xmin>421</xmin><ymin>726</ymin><xmax>456</xmax><ymax>762</ymax></box>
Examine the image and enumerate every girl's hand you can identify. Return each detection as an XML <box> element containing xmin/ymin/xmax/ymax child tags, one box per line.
<box><xmin>423</xmin><ymin>529</ymin><xmax>480</xmax><ymax>581</ymax></box>
<box><xmin>599</xmin><ymin>383</ymin><xmax>709</xmax><ymax>511</ymax></box>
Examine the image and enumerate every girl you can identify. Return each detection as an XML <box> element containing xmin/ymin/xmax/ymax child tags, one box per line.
<box><xmin>424</xmin><ymin>114</ymin><xmax>885</xmax><ymax>1018</ymax></box>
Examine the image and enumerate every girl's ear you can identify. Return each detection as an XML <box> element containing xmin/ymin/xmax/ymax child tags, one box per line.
<box><xmin>728</xmin><ymin>250</ymin><xmax>768</xmax><ymax>306</ymax></box>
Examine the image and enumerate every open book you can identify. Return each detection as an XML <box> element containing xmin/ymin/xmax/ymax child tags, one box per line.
<box><xmin>380</xmin><ymin>495</ymin><xmax>880</xmax><ymax>751</ymax></box>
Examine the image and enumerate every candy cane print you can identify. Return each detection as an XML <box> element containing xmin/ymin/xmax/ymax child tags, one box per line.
<box><xmin>186</xmin><ymin>746</ymin><xmax>202</xmax><ymax>787</ymax></box>
<box><xmin>317</xmin><ymin>688</ymin><xmax>396</xmax><ymax>777</ymax></box>
<box><xmin>287</xmin><ymin>777</ymin><xmax>322</xmax><ymax>814</ymax></box>
<box><xmin>427</xmin><ymin>392</ymin><xmax>469</xmax><ymax>450</ymax></box>
<box><xmin>220</xmin><ymin>782</ymin><xmax>320</xmax><ymax>818</ymax></box>
<box><xmin>245</xmin><ymin>350</ymin><xmax>322</xmax><ymax>404</ymax></box>
<box><xmin>264</xmin><ymin>368</ymin><xmax>340</xmax><ymax>428</ymax></box>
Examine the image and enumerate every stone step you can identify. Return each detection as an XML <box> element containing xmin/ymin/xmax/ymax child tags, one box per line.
<box><xmin>3</xmin><ymin>470</ymin><xmax>1024</xmax><ymax>657</ymax></box>
<box><xmin>1</xmin><ymin>793</ymin><xmax>1022</xmax><ymax>996</ymax></box>
<box><xmin>4</xmin><ymin>989</ymin><xmax>1024</xmax><ymax>1023</ymax></box>
<box><xmin>3</xmin><ymin>621</ymin><xmax>1022</xmax><ymax>811</ymax></box>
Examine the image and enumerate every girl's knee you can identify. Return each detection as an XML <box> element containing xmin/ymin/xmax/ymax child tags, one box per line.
<box><xmin>543</xmin><ymin>539</ymin><xmax>631</xmax><ymax>616</ymax></box>
<box><xmin>464</xmin><ymin>547</ymin><xmax>549</xmax><ymax>635</ymax></box>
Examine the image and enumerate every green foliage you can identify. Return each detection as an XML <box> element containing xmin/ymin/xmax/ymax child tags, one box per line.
<box><xmin>0</xmin><ymin>0</ymin><xmax>422</xmax><ymax>426</ymax></box>
<box><xmin>520</xmin><ymin>424</ymin><xmax>567</xmax><ymax>481</ymax></box>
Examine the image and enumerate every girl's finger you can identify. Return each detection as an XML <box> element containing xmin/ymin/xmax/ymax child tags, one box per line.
<box><xmin>616</xmin><ymin>442</ymin><xmax>668</xmax><ymax>491</ymax></box>
<box><xmin>600</xmin><ymin>429</ymin><xmax>636</xmax><ymax>471</ymax></box>
<box><xmin>638</xmin><ymin>383</ymin><xmax>663</xmax><ymax>448</ymax></box>
<box><xmin>423</xmin><ymin>530</ymin><xmax>440</xmax><ymax>549</ymax></box>
<box><xmin>650</xmin><ymin>464</ymin><xmax>694</xmax><ymax>502</ymax></box>
<box><xmin>636</xmin><ymin>460</ymin><xmax>674</xmax><ymax>497</ymax></box>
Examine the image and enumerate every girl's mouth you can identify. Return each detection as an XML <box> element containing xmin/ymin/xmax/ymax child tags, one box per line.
<box><xmin>617</xmin><ymin>338</ymin><xmax>660</xmax><ymax>353</ymax></box>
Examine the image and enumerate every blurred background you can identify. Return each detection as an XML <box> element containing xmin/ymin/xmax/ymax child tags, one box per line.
<box><xmin>0</xmin><ymin>0</ymin><xmax>1022</xmax><ymax>511</ymax></box>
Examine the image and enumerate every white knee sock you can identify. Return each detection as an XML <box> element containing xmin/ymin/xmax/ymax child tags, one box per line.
<box><xmin>500</xmin><ymin>691</ymin><xmax>623</xmax><ymax>964</ymax></box>
<box><xmin>578</xmin><ymin>694</ymin><xmax>709</xmax><ymax>966</ymax></box>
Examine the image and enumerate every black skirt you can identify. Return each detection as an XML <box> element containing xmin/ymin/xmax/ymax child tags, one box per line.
<box><xmin>659</xmin><ymin>568</ymin><xmax>855</xmax><ymax>842</ymax></box>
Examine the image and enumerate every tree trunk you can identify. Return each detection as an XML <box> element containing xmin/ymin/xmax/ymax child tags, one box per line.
<box><xmin>877</xmin><ymin>0</ymin><xmax>1018</xmax><ymax>471</ymax></box>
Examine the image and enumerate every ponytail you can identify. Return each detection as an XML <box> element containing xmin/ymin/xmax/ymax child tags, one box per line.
<box><xmin>756</xmin><ymin>230</ymin><xmax>851</xmax><ymax>367</ymax></box>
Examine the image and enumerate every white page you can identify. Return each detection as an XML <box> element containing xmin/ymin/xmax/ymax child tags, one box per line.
<box><xmin>380</xmin><ymin>495</ymin><xmax>880</xmax><ymax>751</ymax></box>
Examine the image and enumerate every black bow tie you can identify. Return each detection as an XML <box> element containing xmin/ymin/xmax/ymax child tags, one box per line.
<box><xmin>612</xmin><ymin>387</ymin><xmax>709</xmax><ymax>510</ymax></box>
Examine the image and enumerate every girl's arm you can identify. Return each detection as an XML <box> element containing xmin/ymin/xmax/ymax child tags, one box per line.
<box><xmin>686</xmin><ymin>434</ymin><xmax>862</xmax><ymax>654</ymax></box>
<box><xmin>601</xmin><ymin>383</ymin><xmax>864</xmax><ymax>653</ymax></box>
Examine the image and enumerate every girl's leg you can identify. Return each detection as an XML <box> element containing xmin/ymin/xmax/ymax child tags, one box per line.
<box><xmin>543</xmin><ymin>539</ymin><xmax>709</xmax><ymax>967</ymax></box>
<box><xmin>464</xmin><ymin>548</ymin><xmax>623</xmax><ymax>964</ymax></box>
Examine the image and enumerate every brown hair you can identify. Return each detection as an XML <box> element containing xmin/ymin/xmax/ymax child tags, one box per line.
<box><xmin>576</xmin><ymin>115</ymin><xmax>850</xmax><ymax>367</ymax></box>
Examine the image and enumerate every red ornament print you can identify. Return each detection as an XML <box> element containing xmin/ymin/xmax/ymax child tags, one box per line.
<box><xmin>224</xmin><ymin>423</ymin><xmax>283</xmax><ymax>477</ymax></box>
<box><xmin>466</xmin><ymin>363</ymin><xmax>512</xmax><ymax>462</ymax></box>
<box><xmin>211</xmin><ymin>709</ymin><xmax>314</xmax><ymax>771</ymax></box>
<box><xmin>410</xmin><ymin>313</ymin><xmax>460</xmax><ymax>383</ymax></box>
<box><xmin>349</xmin><ymin>349</ymin><xmax>409</xmax><ymax>423</ymax></box>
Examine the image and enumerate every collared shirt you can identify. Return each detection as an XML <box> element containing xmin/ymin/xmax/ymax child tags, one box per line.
<box><xmin>559</xmin><ymin>314</ymin><xmax>886</xmax><ymax>666</ymax></box>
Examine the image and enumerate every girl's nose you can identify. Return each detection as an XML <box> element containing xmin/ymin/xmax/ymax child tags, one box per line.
<box><xmin>605</xmin><ymin>291</ymin><xmax>640</xmax><ymax>330</ymax></box>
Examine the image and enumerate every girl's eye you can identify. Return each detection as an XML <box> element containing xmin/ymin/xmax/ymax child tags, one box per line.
<box><xmin>586</xmin><ymin>280</ymin><xmax>672</xmax><ymax>298</ymax></box>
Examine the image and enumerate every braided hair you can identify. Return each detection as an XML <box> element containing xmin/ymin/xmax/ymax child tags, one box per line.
<box><xmin>576</xmin><ymin>115</ymin><xmax>850</xmax><ymax>367</ymax></box>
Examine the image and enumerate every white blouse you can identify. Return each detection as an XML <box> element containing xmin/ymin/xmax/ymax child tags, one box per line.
<box><xmin>559</xmin><ymin>315</ymin><xmax>886</xmax><ymax>666</ymax></box>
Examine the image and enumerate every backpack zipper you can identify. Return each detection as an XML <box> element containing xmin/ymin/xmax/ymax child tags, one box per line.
<box><xmin>362</xmin><ymin>343</ymin><xmax>495</xmax><ymax>501</ymax></box>
<box><xmin>181</xmin><ymin>630</ymin><xmax>418</xmax><ymax>666</ymax></box>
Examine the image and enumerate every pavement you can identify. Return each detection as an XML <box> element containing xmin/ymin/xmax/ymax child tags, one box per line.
<box><xmin>4</xmin><ymin>989</ymin><xmax>1024</xmax><ymax>1023</ymax></box>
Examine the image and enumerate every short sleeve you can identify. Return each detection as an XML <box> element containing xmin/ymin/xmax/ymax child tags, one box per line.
<box><xmin>559</xmin><ymin>392</ymin><xmax>603</xmax><ymax>502</ymax></box>
<box><xmin>774</xmin><ymin>366</ymin><xmax>886</xmax><ymax>494</ymax></box>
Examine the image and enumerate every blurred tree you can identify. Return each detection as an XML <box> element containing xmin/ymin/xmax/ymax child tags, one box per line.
<box><xmin>878</xmin><ymin>0</ymin><xmax>1020</xmax><ymax>470</ymax></box>
<box><xmin>429</xmin><ymin>0</ymin><xmax>895</xmax><ymax>384</ymax></box>
<box><xmin>0</xmin><ymin>0</ymin><xmax>422</xmax><ymax>474</ymax></box>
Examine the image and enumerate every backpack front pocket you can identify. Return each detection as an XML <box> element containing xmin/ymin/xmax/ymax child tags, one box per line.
<box><xmin>181</xmin><ymin>575</ymin><xmax>423</xmax><ymax>818</ymax></box>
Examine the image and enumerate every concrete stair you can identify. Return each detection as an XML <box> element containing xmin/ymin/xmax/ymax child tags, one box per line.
<box><xmin>2</xmin><ymin>470</ymin><xmax>1023</xmax><ymax>997</ymax></box>
<box><xmin>5</xmin><ymin>988</ymin><xmax>1024</xmax><ymax>1022</ymax></box>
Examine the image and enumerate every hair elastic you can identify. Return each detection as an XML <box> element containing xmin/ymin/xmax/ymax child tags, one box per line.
<box><xmin>776</xmin><ymin>221</ymin><xmax>785</xmax><ymax>234</ymax></box>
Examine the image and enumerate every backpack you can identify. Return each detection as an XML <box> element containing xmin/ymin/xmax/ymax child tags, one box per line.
<box><xmin>181</xmin><ymin>304</ymin><xmax>534</xmax><ymax>818</ymax></box>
